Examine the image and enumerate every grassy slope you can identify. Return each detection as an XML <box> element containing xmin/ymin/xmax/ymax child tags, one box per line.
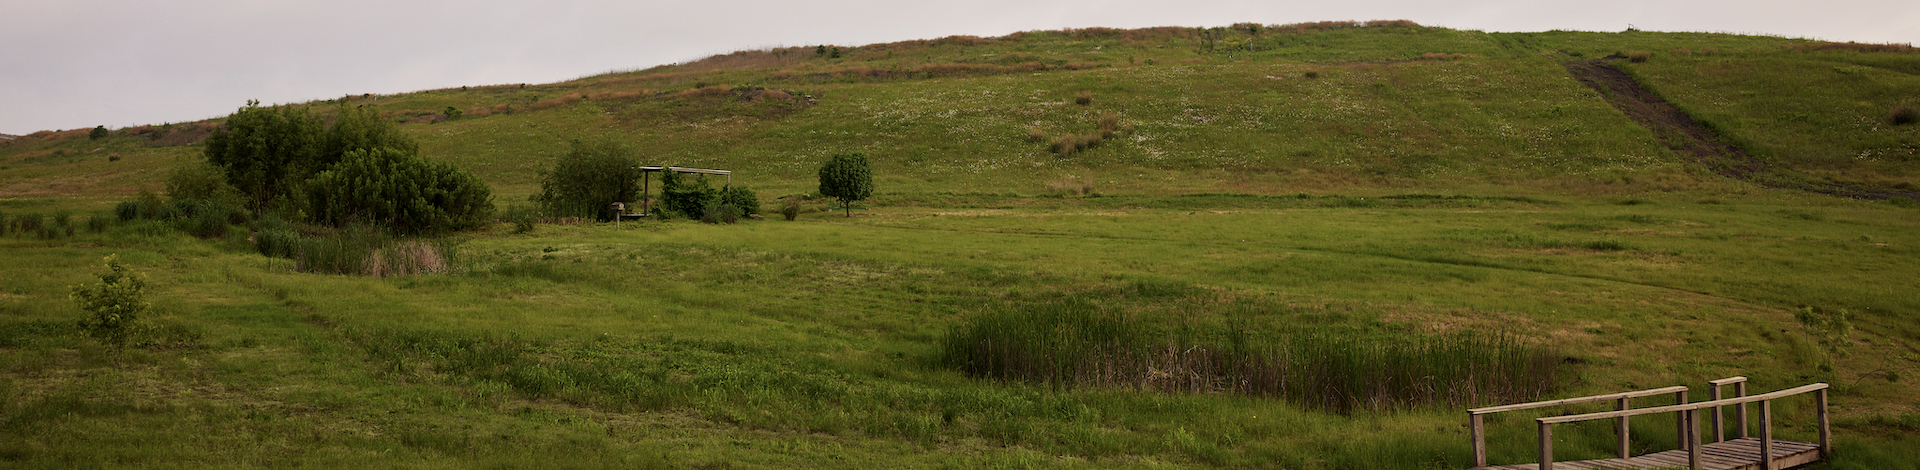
<box><xmin>3</xmin><ymin>24</ymin><xmax>1920</xmax><ymax>468</ymax></box>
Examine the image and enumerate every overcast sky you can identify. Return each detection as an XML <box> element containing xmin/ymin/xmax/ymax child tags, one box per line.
<box><xmin>3</xmin><ymin>0</ymin><xmax>1915</xmax><ymax>135</ymax></box>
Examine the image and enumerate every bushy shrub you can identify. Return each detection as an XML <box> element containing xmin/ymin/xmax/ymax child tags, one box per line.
<box><xmin>534</xmin><ymin>138</ymin><xmax>643</xmax><ymax>221</ymax></box>
<box><xmin>1892</xmin><ymin>104</ymin><xmax>1919</xmax><ymax>126</ymax></box>
<box><xmin>504</xmin><ymin>204</ymin><xmax>538</xmax><ymax>234</ymax></box>
<box><xmin>71</xmin><ymin>254</ymin><xmax>149</xmax><ymax>361</ymax></box>
<box><xmin>700</xmin><ymin>203</ymin><xmax>741</xmax><ymax>224</ymax></box>
<box><xmin>780</xmin><ymin>198</ymin><xmax>802</xmax><ymax>221</ymax></box>
<box><xmin>89</xmin><ymin>126</ymin><xmax>108</xmax><ymax>140</ymax></box>
<box><xmin>164</xmin><ymin>198</ymin><xmax>248</xmax><ymax>238</ymax></box>
<box><xmin>306</xmin><ymin>147</ymin><xmax>494</xmax><ymax>235</ymax></box>
<box><xmin>660</xmin><ymin>170</ymin><xmax>721</xmax><ymax>219</ymax></box>
<box><xmin>86</xmin><ymin>213</ymin><xmax>111</xmax><ymax>233</ymax></box>
<box><xmin>1073</xmin><ymin>90</ymin><xmax>1093</xmax><ymax>105</ymax></box>
<box><xmin>165</xmin><ymin>158</ymin><xmax>245</xmax><ymax>207</ymax></box>
<box><xmin>720</xmin><ymin>186</ymin><xmax>762</xmax><ymax>216</ymax></box>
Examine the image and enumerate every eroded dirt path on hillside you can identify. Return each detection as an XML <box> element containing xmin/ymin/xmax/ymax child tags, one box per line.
<box><xmin>1564</xmin><ymin>58</ymin><xmax>1920</xmax><ymax>201</ymax></box>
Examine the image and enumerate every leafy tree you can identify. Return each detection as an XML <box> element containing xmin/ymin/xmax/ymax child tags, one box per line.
<box><xmin>818</xmin><ymin>153</ymin><xmax>873</xmax><ymax>217</ymax></box>
<box><xmin>204</xmin><ymin>101</ymin><xmax>420</xmax><ymax>215</ymax></box>
<box><xmin>306</xmin><ymin>148</ymin><xmax>494</xmax><ymax>235</ymax></box>
<box><xmin>89</xmin><ymin>125</ymin><xmax>108</xmax><ymax>140</ymax></box>
<box><xmin>534</xmin><ymin>138</ymin><xmax>643</xmax><ymax>221</ymax></box>
<box><xmin>202</xmin><ymin>101</ymin><xmax>325</xmax><ymax>212</ymax></box>
<box><xmin>71</xmin><ymin>254</ymin><xmax>149</xmax><ymax>363</ymax></box>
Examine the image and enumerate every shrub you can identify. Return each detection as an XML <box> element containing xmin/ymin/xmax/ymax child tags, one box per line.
<box><xmin>1099</xmin><ymin>112</ymin><xmax>1119</xmax><ymax>138</ymax></box>
<box><xmin>165</xmin><ymin>158</ymin><xmax>245</xmax><ymax>207</ymax></box>
<box><xmin>13</xmin><ymin>212</ymin><xmax>43</xmax><ymax>234</ymax></box>
<box><xmin>71</xmin><ymin>255</ymin><xmax>150</xmax><ymax>362</ymax></box>
<box><xmin>720</xmin><ymin>186</ymin><xmax>762</xmax><ymax>216</ymax></box>
<box><xmin>89</xmin><ymin>126</ymin><xmax>108</xmax><ymax>140</ymax></box>
<box><xmin>86</xmin><ymin>214</ymin><xmax>111</xmax><ymax>233</ymax></box>
<box><xmin>1073</xmin><ymin>90</ymin><xmax>1093</xmax><ymax>105</ymax></box>
<box><xmin>307</xmin><ymin>147</ymin><xmax>494</xmax><ymax>235</ymax></box>
<box><xmin>1626</xmin><ymin>51</ymin><xmax>1652</xmax><ymax>62</ymax></box>
<box><xmin>780</xmin><ymin>198</ymin><xmax>802</xmax><ymax>221</ymax></box>
<box><xmin>504</xmin><ymin>204</ymin><xmax>538</xmax><ymax>234</ymax></box>
<box><xmin>659</xmin><ymin>170</ymin><xmax>721</xmax><ymax>220</ymax></box>
<box><xmin>700</xmin><ymin>203</ymin><xmax>741</xmax><ymax>224</ymax></box>
<box><xmin>534</xmin><ymin>138</ymin><xmax>643</xmax><ymax>221</ymax></box>
<box><xmin>1892</xmin><ymin>105</ymin><xmax>1919</xmax><ymax>125</ymax></box>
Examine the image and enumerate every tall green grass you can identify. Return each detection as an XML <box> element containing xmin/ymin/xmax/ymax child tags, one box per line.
<box><xmin>940</xmin><ymin>299</ymin><xmax>1561</xmax><ymax>413</ymax></box>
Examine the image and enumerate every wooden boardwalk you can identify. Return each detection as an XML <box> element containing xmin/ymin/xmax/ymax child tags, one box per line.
<box><xmin>1474</xmin><ymin>437</ymin><xmax>1821</xmax><ymax>470</ymax></box>
<box><xmin>1467</xmin><ymin>378</ymin><xmax>1831</xmax><ymax>470</ymax></box>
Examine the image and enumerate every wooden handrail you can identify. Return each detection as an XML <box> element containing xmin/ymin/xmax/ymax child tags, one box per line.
<box><xmin>1469</xmin><ymin>384</ymin><xmax>1694</xmax><ymax>467</ymax></box>
<box><xmin>1532</xmin><ymin>383</ymin><xmax>1830</xmax><ymax>470</ymax></box>
<box><xmin>1468</xmin><ymin>385</ymin><xmax>1688</xmax><ymax>415</ymax></box>
<box><xmin>1538</xmin><ymin>383</ymin><xmax>1826</xmax><ymax>424</ymax></box>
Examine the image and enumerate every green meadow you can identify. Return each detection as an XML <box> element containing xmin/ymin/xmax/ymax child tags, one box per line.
<box><xmin>3</xmin><ymin>22</ymin><xmax>1919</xmax><ymax>468</ymax></box>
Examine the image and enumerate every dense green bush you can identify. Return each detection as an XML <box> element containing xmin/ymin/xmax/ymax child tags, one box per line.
<box><xmin>659</xmin><ymin>169</ymin><xmax>721</xmax><ymax>219</ymax></box>
<box><xmin>533</xmin><ymin>138</ymin><xmax>644</xmax><ymax>221</ymax></box>
<box><xmin>70</xmin><ymin>254</ymin><xmax>149</xmax><ymax>362</ymax></box>
<box><xmin>164</xmin><ymin>158</ymin><xmax>245</xmax><ymax>207</ymax></box>
<box><xmin>721</xmin><ymin>186</ymin><xmax>762</xmax><ymax>216</ymax></box>
<box><xmin>204</xmin><ymin>101</ymin><xmax>424</xmax><ymax>214</ymax></box>
<box><xmin>306</xmin><ymin>148</ymin><xmax>494</xmax><ymax>235</ymax></box>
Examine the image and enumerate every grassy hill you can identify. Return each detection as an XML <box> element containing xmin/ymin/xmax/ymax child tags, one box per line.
<box><xmin>3</xmin><ymin>22</ymin><xmax>1920</xmax><ymax>468</ymax></box>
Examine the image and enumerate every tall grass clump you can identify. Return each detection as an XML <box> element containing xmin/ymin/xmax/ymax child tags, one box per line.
<box><xmin>1626</xmin><ymin>51</ymin><xmax>1652</xmax><ymax>62</ymax></box>
<box><xmin>940</xmin><ymin>301</ymin><xmax>1561</xmax><ymax>412</ymax></box>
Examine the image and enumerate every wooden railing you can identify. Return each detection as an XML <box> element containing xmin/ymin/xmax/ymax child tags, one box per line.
<box><xmin>1468</xmin><ymin>383</ymin><xmax>1694</xmax><ymax>467</ymax></box>
<box><xmin>1533</xmin><ymin>382</ymin><xmax>1830</xmax><ymax>470</ymax></box>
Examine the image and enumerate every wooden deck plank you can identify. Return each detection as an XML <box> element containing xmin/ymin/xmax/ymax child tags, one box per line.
<box><xmin>1469</xmin><ymin>439</ymin><xmax>1821</xmax><ymax>470</ymax></box>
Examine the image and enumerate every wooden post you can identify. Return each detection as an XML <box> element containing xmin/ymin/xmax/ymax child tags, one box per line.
<box><xmin>1538</xmin><ymin>421</ymin><xmax>1554</xmax><ymax>470</ymax></box>
<box><xmin>1616</xmin><ymin>397</ymin><xmax>1631</xmax><ymax>458</ymax></box>
<box><xmin>1687</xmin><ymin>408</ymin><xmax>1701</xmax><ymax>469</ymax></box>
<box><xmin>1816</xmin><ymin>388</ymin><xmax>1831</xmax><ymax>457</ymax></box>
<box><xmin>1759</xmin><ymin>399</ymin><xmax>1774</xmax><ymax>470</ymax></box>
<box><xmin>1471</xmin><ymin>413</ymin><xmax>1486</xmax><ymax>467</ymax></box>
<box><xmin>1710</xmin><ymin>381</ymin><xmax>1724</xmax><ymax>443</ymax></box>
<box><xmin>1674</xmin><ymin>389</ymin><xmax>1689</xmax><ymax>450</ymax></box>
<box><xmin>1736</xmin><ymin>381</ymin><xmax>1749</xmax><ymax>438</ymax></box>
<box><xmin>641</xmin><ymin>172</ymin><xmax>651</xmax><ymax>215</ymax></box>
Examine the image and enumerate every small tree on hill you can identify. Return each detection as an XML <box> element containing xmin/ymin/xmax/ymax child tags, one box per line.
<box><xmin>534</xmin><ymin>138</ymin><xmax>643</xmax><ymax>221</ymax></box>
<box><xmin>89</xmin><ymin>126</ymin><xmax>108</xmax><ymax>140</ymax></box>
<box><xmin>817</xmin><ymin>153</ymin><xmax>873</xmax><ymax>217</ymax></box>
<box><xmin>71</xmin><ymin>254</ymin><xmax>149</xmax><ymax>364</ymax></box>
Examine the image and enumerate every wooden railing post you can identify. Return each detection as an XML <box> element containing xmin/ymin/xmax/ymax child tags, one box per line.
<box><xmin>1736</xmin><ymin>381</ymin><xmax>1749</xmax><ymax>438</ymax></box>
<box><xmin>1816</xmin><ymin>388</ymin><xmax>1831</xmax><ymax>457</ymax></box>
<box><xmin>1688</xmin><ymin>408</ymin><xmax>1702</xmax><ymax>469</ymax></box>
<box><xmin>1759</xmin><ymin>399</ymin><xmax>1774</xmax><ymax>470</ymax></box>
<box><xmin>1616</xmin><ymin>397</ymin><xmax>1631</xmax><ymax>458</ymax></box>
<box><xmin>1710</xmin><ymin>381</ymin><xmax>1724</xmax><ymax>442</ymax></box>
<box><xmin>1471</xmin><ymin>412</ymin><xmax>1486</xmax><ymax>467</ymax></box>
<box><xmin>1538</xmin><ymin>421</ymin><xmax>1554</xmax><ymax>470</ymax></box>
<box><xmin>1674</xmin><ymin>389</ymin><xmax>1689</xmax><ymax>450</ymax></box>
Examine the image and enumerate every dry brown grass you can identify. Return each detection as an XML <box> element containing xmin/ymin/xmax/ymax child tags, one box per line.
<box><xmin>1626</xmin><ymin>51</ymin><xmax>1652</xmax><ymax>62</ymax></box>
<box><xmin>1074</xmin><ymin>90</ymin><xmax>1093</xmax><ymax>106</ymax></box>
<box><xmin>531</xmin><ymin>92</ymin><xmax>587</xmax><ymax>110</ymax></box>
<box><xmin>361</xmin><ymin>240</ymin><xmax>448</xmax><ymax>277</ymax></box>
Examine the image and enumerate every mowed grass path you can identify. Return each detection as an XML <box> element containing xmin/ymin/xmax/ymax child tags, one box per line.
<box><xmin>5</xmin><ymin>193</ymin><xmax>1918</xmax><ymax>468</ymax></box>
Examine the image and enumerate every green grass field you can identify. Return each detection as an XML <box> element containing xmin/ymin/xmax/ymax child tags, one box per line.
<box><xmin>2</xmin><ymin>22</ymin><xmax>1919</xmax><ymax>469</ymax></box>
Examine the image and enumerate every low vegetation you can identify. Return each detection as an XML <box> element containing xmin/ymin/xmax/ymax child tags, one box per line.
<box><xmin>2</xmin><ymin>21</ymin><xmax>1919</xmax><ymax>469</ymax></box>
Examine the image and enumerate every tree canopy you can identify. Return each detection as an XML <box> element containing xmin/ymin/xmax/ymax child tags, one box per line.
<box><xmin>534</xmin><ymin>138</ymin><xmax>643</xmax><ymax>221</ymax></box>
<box><xmin>818</xmin><ymin>153</ymin><xmax>873</xmax><ymax>217</ymax></box>
<box><xmin>307</xmin><ymin>148</ymin><xmax>493</xmax><ymax>234</ymax></box>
